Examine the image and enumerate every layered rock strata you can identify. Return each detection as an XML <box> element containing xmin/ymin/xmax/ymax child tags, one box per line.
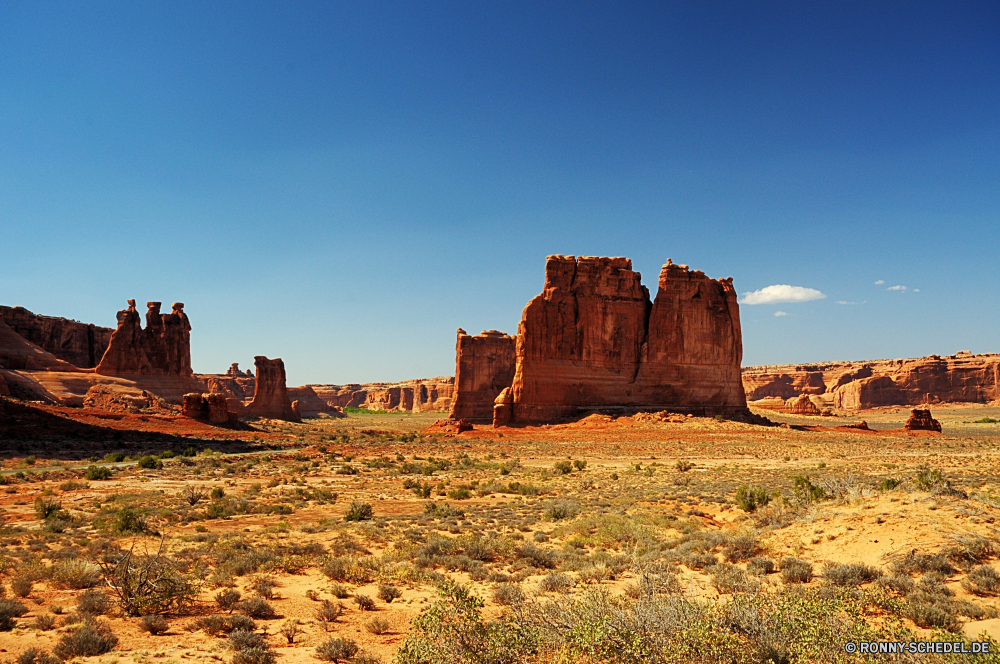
<box><xmin>0</xmin><ymin>306</ymin><xmax>113</xmax><ymax>368</ymax></box>
<box><xmin>449</xmin><ymin>329</ymin><xmax>517</xmax><ymax>422</ymax></box>
<box><xmin>307</xmin><ymin>378</ymin><xmax>454</xmax><ymax>413</ymax></box>
<box><xmin>904</xmin><ymin>408</ymin><xmax>942</xmax><ymax>432</ymax></box>
<box><xmin>182</xmin><ymin>392</ymin><xmax>231</xmax><ymax>424</ymax></box>
<box><xmin>742</xmin><ymin>351</ymin><xmax>1000</xmax><ymax>410</ymax></box>
<box><xmin>503</xmin><ymin>255</ymin><xmax>746</xmax><ymax>424</ymax></box>
<box><xmin>96</xmin><ymin>300</ymin><xmax>193</xmax><ymax>376</ymax></box>
<box><xmin>248</xmin><ymin>356</ymin><xmax>300</xmax><ymax>421</ymax></box>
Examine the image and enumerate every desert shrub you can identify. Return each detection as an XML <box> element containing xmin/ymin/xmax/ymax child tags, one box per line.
<box><xmin>878</xmin><ymin>574</ymin><xmax>915</xmax><ymax>595</ymax></box>
<box><xmin>215</xmin><ymin>588</ymin><xmax>242</xmax><ymax>612</ymax></box>
<box><xmin>137</xmin><ymin>455</ymin><xmax>162</xmax><ymax>470</ymax></box>
<box><xmin>305</xmin><ymin>589</ymin><xmax>320</xmax><ymax>601</ymax></box>
<box><xmin>139</xmin><ymin>614</ymin><xmax>168</xmax><ymax>635</ymax></box>
<box><xmin>53</xmin><ymin>619</ymin><xmax>119</xmax><ymax>660</ymax></box>
<box><xmin>553</xmin><ymin>460</ymin><xmax>573</xmax><ymax>475</ymax></box>
<box><xmin>710</xmin><ymin>564</ymin><xmax>760</xmax><ymax>594</ymax></box>
<box><xmin>682</xmin><ymin>552</ymin><xmax>718</xmax><ymax>570</ymax></box>
<box><xmin>51</xmin><ymin>560</ymin><xmax>102</xmax><ymax>589</ymax></box>
<box><xmin>316</xmin><ymin>600</ymin><xmax>343</xmax><ymax>629</ymax></box>
<box><xmin>315</xmin><ymin>637</ymin><xmax>359</xmax><ymax>662</ymax></box>
<box><xmin>779</xmin><ymin>557</ymin><xmax>813</xmax><ymax>584</ymax></box>
<box><xmin>735</xmin><ymin>485</ymin><xmax>769</xmax><ymax>512</ymax></box>
<box><xmin>34</xmin><ymin>613</ymin><xmax>57</xmax><ymax>630</ymax></box>
<box><xmin>903</xmin><ymin>595</ymin><xmax>960</xmax><ymax>632</ymax></box>
<box><xmin>344</xmin><ymin>501</ymin><xmax>373</xmax><ymax>522</ymax></box>
<box><xmin>228</xmin><ymin>614</ymin><xmax>256</xmax><ymax>632</ymax></box>
<box><xmin>17</xmin><ymin>649</ymin><xmax>59</xmax><ymax>664</ymax></box>
<box><xmin>532</xmin><ymin>532</ymin><xmax>549</xmax><ymax>543</ymax></box>
<box><xmin>538</xmin><ymin>573</ymin><xmax>574</xmax><ymax>593</ymax></box>
<box><xmin>446</xmin><ymin>487</ymin><xmax>472</xmax><ymax>500</ymax></box>
<box><xmin>962</xmin><ymin>564</ymin><xmax>1000</xmax><ymax>596</ymax></box>
<box><xmin>493</xmin><ymin>584</ymin><xmax>526</xmax><ymax>606</ymax></box>
<box><xmin>280</xmin><ymin>618</ymin><xmax>301</xmax><ymax>643</ymax></box>
<box><xmin>365</xmin><ymin>616</ymin><xmax>390</xmax><ymax>635</ymax></box>
<box><xmin>104</xmin><ymin>452</ymin><xmax>126</xmax><ymax>463</ymax></box>
<box><xmin>721</xmin><ymin>531</ymin><xmax>761</xmax><ymax>562</ymax></box>
<box><xmin>211</xmin><ymin>486</ymin><xmax>225</xmax><ymax>499</ymax></box>
<box><xmin>747</xmin><ymin>557</ymin><xmax>775</xmax><ymax>576</ymax></box>
<box><xmin>396</xmin><ymin>584</ymin><xmax>537</xmax><ymax>664</ymax></box>
<box><xmin>76</xmin><ymin>589</ymin><xmax>112</xmax><ymax>616</ymax></box>
<box><xmin>329</xmin><ymin>583</ymin><xmax>351</xmax><ymax>599</ymax></box>
<box><xmin>823</xmin><ymin>562</ymin><xmax>883</xmax><ymax>587</ymax></box>
<box><xmin>878</xmin><ymin>478</ymin><xmax>900</xmax><ymax>491</ymax></box>
<box><xmin>914</xmin><ymin>467</ymin><xmax>945</xmax><ymax>491</ymax></box>
<box><xmin>59</xmin><ymin>480</ymin><xmax>88</xmax><ymax>491</ymax></box>
<box><xmin>515</xmin><ymin>543</ymin><xmax>557</xmax><ymax>569</ymax></box>
<box><xmin>675</xmin><ymin>460</ymin><xmax>693</xmax><ymax>472</ymax></box>
<box><xmin>238</xmin><ymin>596</ymin><xmax>276</xmax><ymax>619</ymax></box>
<box><xmin>252</xmin><ymin>576</ymin><xmax>277</xmax><ymax>599</ymax></box>
<box><xmin>232</xmin><ymin>646</ymin><xmax>275</xmax><ymax>664</ymax></box>
<box><xmin>792</xmin><ymin>475</ymin><xmax>826</xmax><ymax>502</ymax></box>
<box><xmin>891</xmin><ymin>550</ymin><xmax>955</xmax><ymax>576</ymax></box>
<box><xmin>229</xmin><ymin>629</ymin><xmax>267</xmax><ymax>651</ymax></box>
<box><xmin>181</xmin><ymin>485</ymin><xmax>206</xmax><ymax>506</ymax></box>
<box><xmin>192</xmin><ymin>615</ymin><xmax>226</xmax><ymax>636</ymax></box>
<box><xmin>110</xmin><ymin>507</ymin><xmax>147</xmax><ymax>535</ymax></box>
<box><xmin>0</xmin><ymin>599</ymin><xmax>29</xmax><ymax>631</ymax></box>
<box><xmin>354</xmin><ymin>594</ymin><xmax>376</xmax><ymax>611</ymax></box>
<box><xmin>85</xmin><ymin>466</ymin><xmax>112</xmax><ymax>481</ymax></box>
<box><xmin>544</xmin><ymin>500</ymin><xmax>579</xmax><ymax>521</ymax></box>
<box><xmin>96</xmin><ymin>541</ymin><xmax>199</xmax><ymax>616</ymax></box>
<box><xmin>946</xmin><ymin>535</ymin><xmax>994</xmax><ymax>571</ymax></box>
<box><xmin>378</xmin><ymin>584</ymin><xmax>402</xmax><ymax>603</ymax></box>
<box><xmin>10</xmin><ymin>576</ymin><xmax>32</xmax><ymax>598</ymax></box>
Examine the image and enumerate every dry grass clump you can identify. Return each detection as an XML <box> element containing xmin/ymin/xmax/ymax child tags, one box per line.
<box><xmin>315</xmin><ymin>600</ymin><xmax>343</xmax><ymax>630</ymax></box>
<box><xmin>365</xmin><ymin>616</ymin><xmax>391</xmax><ymax>635</ymax></box>
<box><xmin>779</xmin><ymin>557</ymin><xmax>813</xmax><ymax>584</ymax></box>
<box><xmin>822</xmin><ymin>562</ymin><xmax>883</xmax><ymax>587</ymax></box>
<box><xmin>215</xmin><ymin>588</ymin><xmax>242</xmax><ymax>612</ymax></box>
<box><xmin>76</xmin><ymin>589</ymin><xmax>112</xmax><ymax>617</ymax></box>
<box><xmin>237</xmin><ymin>596</ymin><xmax>276</xmax><ymax>619</ymax></box>
<box><xmin>0</xmin><ymin>599</ymin><xmax>30</xmax><ymax>631</ymax></box>
<box><xmin>315</xmin><ymin>636</ymin><xmax>359</xmax><ymax>662</ymax></box>
<box><xmin>139</xmin><ymin>614</ymin><xmax>169</xmax><ymax>635</ymax></box>
<box><xmin>50</xmin><ymin>560</ymin><xmax>102</xmax><ymax>589</ymax></box>
<box><xmin>16</xmin><ymin>648</ymin><xmax>60</xmax><ymax>664</ymax></box>
<box><xmin>377</xmin><ymin>584</ymin><xmax>402</xmax><ymax>603</ymax></box>
<box><xmin>492</xmin><ymin>584</ymin><xmax>526</xmax><ymax>606</ymax></box>
<box><xmin>52</xmin><ymin>618</ymin><xmax>119</xmax><ymax>660</ymax></box>
<box><xmin>962</xmin><ymin>564</ymin><xmax>1000</xmax><ymax>596</ymax></box>
<box><xmin>746</xmin><ymin>557</ymin><xmax>775</xmax><ymax>576</ymax></box>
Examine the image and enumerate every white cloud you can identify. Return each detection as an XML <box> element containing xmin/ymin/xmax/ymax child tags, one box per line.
<box><xmin>741</xmin><ymin>284</ymin><xmax>826</xmax><ymax>305</ymax></box>
<box><xmin>774</xmin><ymin>311</ymin><xmax>788</xmax><ymax>317</ymax></box>
<box><xmin>874</xmin><ymin>279</ymin><xmax>885</xmax><ymax>285</ymax></box>
<box><xmin>887</xmin><ymin>285</ymin><xmax>907</xmax><ymax>291</ymax></box>
<box><xmin>837</xmin><ymin>301</ymin><xmax>855</xmax><ymax>305</ymax></box>
<box><xmin>913</xmin><ymin>289</ymin><xmax>920</xmax><ymax>293</ymax></box>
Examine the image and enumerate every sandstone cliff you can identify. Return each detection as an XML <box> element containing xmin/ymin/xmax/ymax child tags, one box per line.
<box><xmin>0</xmin><ymin>306</ymin><xmax>113</xmax><ymax>369</ymax></box>
<box><xmin>96</xmin><ymin>300</ymin><xmax>193</xmax><ymax>377</ymax></box>
<box><xmin>449</xmin><ymin>329</ymin><xmax>517</xmax><ymax>422</ymax></box>
<box><xmin>307</xmin><ymin>377</ymin><xmax>454</xmax><ymax>413</ymax></box>
<box><xmin>505</xmin><ymin>256</ymin><xmax>746</xmax><ymax>424</ymax></box>
<box><xmin>0</xmin><ymin>317</ymin><xmax>80</xmax><ymax>372</ymax></box>
<box><xmin>248</xmin><ymin>356</ymin><xmax>300</xmax><ymax>421</ymax></box>
<box><xmin>743</xmin><ymin>351</ymin><xmax>1000</xmax><ymax>410</ymax></box>
<box><xmin>198</xmin><ymin>364</ymin><xmax>256</xmax><ymax>400</ymax></box>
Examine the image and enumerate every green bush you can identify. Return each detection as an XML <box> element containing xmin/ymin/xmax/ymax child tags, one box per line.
<box><xmin>378</xmin><ymin>584</ymin><xmax>402</xmax><ymax>603</ymax></box>
<box><xmin>792</xmin><ymin>475</ymin><xmax>825</xmax><ymax>502</ymax></box>
<box><xmin>344</xmin><ymin>501</ymin><xmax>373</xmax><ymax>521</ymax></box>
<box><xmin>446</xmin><ymin>487</ymin><xmax>471</xmax><ymax>500</ymax></box>
<box><xmin>181</xmin><ymin>447</ymin><xmax>197</xmax><ymax>457</ymax></box>
<box><xmin>735</xmin><ymin>485</ymin><xmax>770</xmax><ymax>512</ymax></box>
<box><xmin>85</xmin><ymin>465</ymin><xmax>112</xmax><ymax>480</ymax></box>
<box><xmin>137</xmin><ymin>455</ymin><xmax>162</xmax><ymax>470</ymax></box>
<box><xmin>572</xmin><ymin>459</ymin><xmax>587</xmax><ymax>471</ymax></box>
<box><xmin>553</xmin><ymin>460</ymin><xmax>573</xmax><ymax>475</ymax></box>
<box><xmin>878</xmin><ymin>478</ymin><xmax>900</xmax><ymax>491</ymax></box>
<box><xmin>110</xmin><ymin>507</ymin><xmax>147</xmax><ymax>535</ymax></box>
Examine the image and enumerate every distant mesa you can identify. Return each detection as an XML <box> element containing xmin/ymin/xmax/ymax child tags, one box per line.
<box><xmin>744</xmin><ymin>352</ymin><xmax>1000</xmax><ymax>411</ymax></box>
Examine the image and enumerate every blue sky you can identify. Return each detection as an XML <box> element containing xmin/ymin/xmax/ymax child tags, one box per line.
<box><xmin>2</xmin><ymin>2</ymin><xmax>998</xmax><ymax>384</ymax></box>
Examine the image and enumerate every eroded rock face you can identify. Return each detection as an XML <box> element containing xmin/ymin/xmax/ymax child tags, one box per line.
<box><xmin>307</xmin><ymin>378</ymin><xmax>454</xmax><ymax>413</ymax></box>
<box><xmin>449</xmin><ymin>329</ymin><xmax>517</xmax><ymax>422</ymax></box>
<box><xmin>248</xmin><ymin>356</ymin><xmax>300</xmax><ymax>421</ymax></box>
<box><xmin>505</xmin><ymin>256</ymin><xmax>745</xmax><ymax>424</ymax></box>
<box><xmin>0</xmin><ymin>306</ymin><xmax>113</xmax><ymax>369</ymax></box>
<box><xmin>181</xmin><ymin>392</ymin><xmax>231</xmax><ymax>423</ymax></box>
<box><xmin>0</xmin><ymin>372</ymin><xmax>9</xmax><ymax>397</ymax></box>
<box><xmin>744</xmin><ymin>353</ymin><xmax>1000</xmax><ymax>410</ymax></box>
<box><xmin>904</xmin><ymin>408</ymin><xmax>942</xmax><ymax>432</ymax></box>
<box><xmin>0</xmin><ymin>317</ymin><xmax>80</xmax><ymax>371</ymax></box>
<box><xmin>96</xmin><ymin>300</ymin><xmax>193</xmax><ymax>377</ymax></box>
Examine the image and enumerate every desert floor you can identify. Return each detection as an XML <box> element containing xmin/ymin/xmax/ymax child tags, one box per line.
<box><xmin>3</xmin><ymin>403</ymin><xmax>1000</xmax><ymax>663</ymax></box>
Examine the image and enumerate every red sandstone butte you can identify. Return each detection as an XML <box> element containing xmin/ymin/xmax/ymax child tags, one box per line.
<box><xmin>182</xmin><ymin>393</ymin><xmax>231</xmax><ymax>424</ymax></box>
<box><xmin>904</xmin><ymin>408</ymin><xmax>942</xmax><ymax>432</ymax></box>
<box><xmin>449</xmin><ymin>329</ymin><xmax>517</xmax><ymax>422</ymax></box>
<box><xmin>503</xmin><ymin>255</ymin><xmax>746</xmax><ymax>425</ymax></box>
<box><xmin>96</xmin><ymin>300</ymin><xmax>193</xmax><ymax>377</ymax></box>
<box><xmin>0</xmin><ymin>305</ymin><xmax>113</xmax><ymax>369</ymax></box>
<box><xmin>742</xmin><ymin>351</ymin><xmax>1000</xmax><ymax>410</ymax></box>
<box><xmin>248</xmin><ymin>356</ymin><xmax>300</xmax><ymax>422</ymax></box>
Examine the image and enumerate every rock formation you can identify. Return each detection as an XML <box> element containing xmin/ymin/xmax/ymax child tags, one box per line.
<box><xmin>449</xmin><ymin>329</ymin><xmax>517</xmax><ymax>422</ymax></box>
<box><xmin>248</xmin><ymin>356</ymin><xmax>300</xmax><ymax>421</ymax></box>
<box><xmin>502</xmin><ymin>256</ymin><xmax>746</xmax><ymax>425</ymax></box>
<box><xmin>0</xmin><ymin>305</ymin><xmax>113</xmax><ymax>369</ymax></box>
<box><xmin>0</xmin><ymin>372</ymin><xmax>8</xmax><ymax>397</ymax></box>
<box><xmin>904</xmin><ymin>408</ymin><xmax>942</xmax><ymax>432</ymax></box>
<box><xmin>306</xmin><ymin>378</ymin><xmax>454</xmax><ymax>413</ymax></box>
<box><xmin>743</xmin><ymin>352</ymin><xmax>1000</xmax><ymax>410</ymax></box>
<box><xmin>750</xmin><ymin>394</ymin><xmax>822</xmax><ymax>415</ymax></box>
<box><xmin>182</xmin><ymin>392</ymin><xmax>231</xmax><ymax>424</ymax></box>
<box><xmin>287</xmin><ymin>386</ymin><xmax>341</xmax><ymax>417</ymax></box>
<box><xmin>96</xmin><ymin>300</ymin><xmax>193</xmax><ymax>377</ymax></box>
<box><xmin>0</xmin><ymin>317</ymin><xmax>80</xmax><ymax>371</ymax></box>
<box><xmin>199</xmin><ymin>363</ymin><xmax>256</xmax><ymax>400</ymax></box>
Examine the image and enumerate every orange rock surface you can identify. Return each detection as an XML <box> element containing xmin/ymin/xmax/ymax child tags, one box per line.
<box><xmin>506</xmin><ymin>256</ymin><xmax>746</xmax><ymax>424</ymax></box>
<box><xmin>0</xmin><ymin>305</ymin><xmax>113</xmax><ymax>368</ymax></box>
<box><xmin>742</xmin><ymin>351</ymin><xmax>1000</xmax><ymax>410</ymax></box>
<box><xmin>96</xmin><ymin>300</ymin><xmax>193</xmax><ymax>376</ymax></box>
<box><xmin>307</xmin><ymin>378</ymin><xmax>454</xmax><ymax>413</ymax></box>
<box><xmin>248</xmin><ymin>356</ymin><xmax>300</xmax><ymax>421</ymax></box>
<box><xmin>904</xmin><ymin>408</ymin><xmax>942</xmax><ymax>432</ymax></box>
<box><xmin>449</xmin><ymin>329</ymin><xmax>516</xmax><ymax>422</ymax></box>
